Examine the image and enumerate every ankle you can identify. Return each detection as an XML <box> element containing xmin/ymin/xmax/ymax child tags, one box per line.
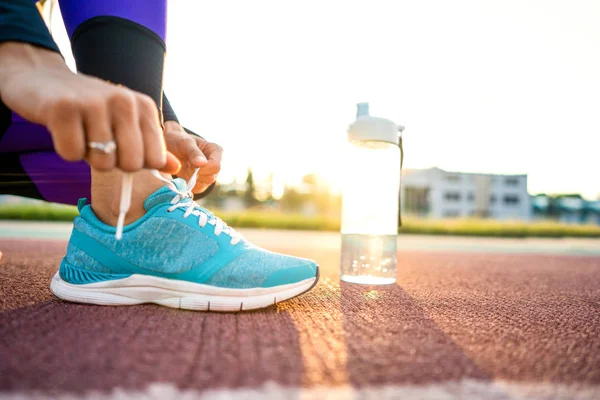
<box><xmin>90</xmin><ymin>169</ymin><xmax>167</xmax><ymax>226</ymax></box>
<box><xmin>92</xmin><ymin>199</ymin><xmax>146</xmax><ymax>227</ymax></box>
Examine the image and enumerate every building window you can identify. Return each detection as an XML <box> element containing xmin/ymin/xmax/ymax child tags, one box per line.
<box><xmin>444</xmin><ymin>192</ymin><xmax>461</xmax><ymax>201</ymax></box>
<box><xmin>443</xmin><ymin>210</ymin><xmax>461</xmax><ymax>218</ymax></box>
<box><xmin>468</xmin><ymin>192</ymin><xmax>474</xmax><ymax>201</ymax></box>
<box><xmin>505</xmin><ymin>177</ymin><xmax>519</xmax><ymax>186</ymax></box>
<box><xmin>490</xmin><ymin>194</ymin><xmax>497</xmax><ymax>204</ymax></box>
<box><xmin>445</xmin><ymin>175</ymin><xmax>461</xmax><ymax>183</ymax></box>
<box><xmin>503</xmin><ymin>195</ymin><xmax>520</xmax><ymax>205</ymax></box>
<box><xmin>404</xmin><ymin>187</ymin><xmax>430</xmax><ymax>216</ymax></box>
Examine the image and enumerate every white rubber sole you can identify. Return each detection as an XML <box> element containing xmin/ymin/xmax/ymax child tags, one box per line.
<box><xmin>50</xmin><ymin>270</ymin><xmax>318</xmax><ymax>312</ymax></box>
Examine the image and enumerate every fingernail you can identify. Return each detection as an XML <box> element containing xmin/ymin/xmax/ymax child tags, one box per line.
<box><xmin>194</xmin><ymin>156</ymin><xmax>207</xmax><ymax>165</ymax></box>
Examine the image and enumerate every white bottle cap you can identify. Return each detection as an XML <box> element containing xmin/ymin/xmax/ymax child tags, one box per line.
<box><xmin>347</xmin><ymin>103</ymin><xmax>400</xmax><ymax>145</ymax></box>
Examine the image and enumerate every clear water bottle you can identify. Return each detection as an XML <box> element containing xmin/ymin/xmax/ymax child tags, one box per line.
<box><xmin>340</xmin><ymin>103</ymin><xmax>403</xmax><ymax>285</ymax></box>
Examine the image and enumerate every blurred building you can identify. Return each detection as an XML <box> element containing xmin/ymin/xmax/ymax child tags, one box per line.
<box><xmin>588</xmin><ymin>202</ymin><xmax>600</xmax><ymax>225</ymax></box>
<box><xmin>401</xmin><ymin>167</ymin><xmax>531</xmax><ymax>220</ymax></box>
<box><xmin>532</xmin><ymin>194</ymin><xmax>600</xmax><ymax>225</ymax></box>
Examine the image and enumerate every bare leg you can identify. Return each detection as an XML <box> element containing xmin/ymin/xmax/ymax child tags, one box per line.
<box><xmin>91</xmin><ymin>170</ymin><xmax>167</xmax><ymax>226</ymax></box>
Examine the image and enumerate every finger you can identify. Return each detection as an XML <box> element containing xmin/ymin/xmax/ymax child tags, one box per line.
<box><xmin>83</xmin><ymin>100</ymin><xmax>116</xmax><ymax>171</ymax></box>
<box><xmin>192</xmin><ymin>181</ymin><xmax>211</xmax><ymax>194</ymax></box>
<box><xmin>201</xmin><ymin>142</ymin><xmax>223</xmax><ymax>174</ymax></box>
<box><xmin>110</xmin><ymin>90</ymin><xmax>144</xmax><ymax>172</ymax></box>
<box><xmin>137</xmin><ymin>94</ymin><xmax>167</xmax><ymax>169</ymax></box>
<box><xmin>160</xmin><ymin>152</ymin><xmax>181</xmax><ymax>175</ymax></box>
<box><xmin>195</xmin><ymin>164</ymin><xmax>217</xmax><ymax>176</ymax></box>
<box><xmin>46</xmin><ymin>98</ymin><xmax>86</xmax><ymax>162</ymax></box>
<box><xmin>194</xmin><ymin>152</ymin><xmax>222</xmax><ymax>175</ymax></box>
<box><xmin>195</xmin><ymin>174</ymin><xmax>217</xmax><ymax>184</ymax></box>
<box><xmin>200</xmin><ymin>159</ymin><xmax>221</xmax><ymax>175</ymax></box>
<box><xmin>201</xmin><ymin>141</ymin><xmax>223</xmax><ymax>163</ymax></box>
<box><xmin>192</xmin><ymin>185</ymin><xmax>209</xmax><ymax>195</ymax></box>
<box><xmin>180</xmin><ymin>137</ymin><xmax>207</xmax><ymax>167</ymax></box>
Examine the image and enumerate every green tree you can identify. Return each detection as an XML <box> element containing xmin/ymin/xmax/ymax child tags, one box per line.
<box><xmin>280</xmin><ymin>187</ymin><xmax>305</xmax><ymax>212</ymax></box>
<box><xmin>244</xmin><ymin>168</ymin><xmax>257</xmax><ymax>207</ymax></box>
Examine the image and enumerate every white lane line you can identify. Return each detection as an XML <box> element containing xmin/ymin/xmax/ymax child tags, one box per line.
<box><xmin>1</xmin><ymin>380</ymin><xmax>600</xmax><ymax>400</ymax></box>
<box><xmin>2</xmin><ymin>221</ymin><xmax>600</xmax><ymax>256</ymax></box>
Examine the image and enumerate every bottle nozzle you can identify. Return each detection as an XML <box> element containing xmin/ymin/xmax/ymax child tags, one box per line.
<box><xmin>356</xmin><ymin>102</ymin><xmax>369</xmax><ymax>118</ymax></box>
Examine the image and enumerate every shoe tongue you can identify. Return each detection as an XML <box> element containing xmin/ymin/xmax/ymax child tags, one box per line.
<box><xmin>144</xmin><ymin>178</ymin><xmax>190</xmax><ymax>211</ymax></box>
<box><xmin>171</xmin><ymin>178</ymin><xmax>188</xmax><ymax>192</ymax></box>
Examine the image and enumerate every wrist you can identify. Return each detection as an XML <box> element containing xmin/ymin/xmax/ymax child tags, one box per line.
<box><xmin>0</xmin><ymin>42</ymin><xmax>67</xmax><ymax>88</ymax></box>
<box><xmin>164</xmin><ymin>120</ymin><xmax>182</xmax><ymax>133</ymax></box>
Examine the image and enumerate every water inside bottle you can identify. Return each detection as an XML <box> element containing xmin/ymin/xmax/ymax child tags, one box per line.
<box><xmin>340</xmin><ymin>234</ymin><xmax>397</xmax><ymax>285</ymax></box>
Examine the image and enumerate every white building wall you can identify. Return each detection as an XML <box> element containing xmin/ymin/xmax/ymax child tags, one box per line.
<box><xmin>487</xmin><ymin>174</ymin><xmax>531</xmax><ymax>220</ymax></box>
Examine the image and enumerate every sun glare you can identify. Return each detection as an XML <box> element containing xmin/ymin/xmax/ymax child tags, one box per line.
<box><xmin>48</xmin><ymin>0</ymin><xmax>600</xmax><ymax>199</ymax></box>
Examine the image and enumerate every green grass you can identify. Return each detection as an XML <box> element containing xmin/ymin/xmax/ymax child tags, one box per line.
<box><xmin>399</xmin><ymin>218</ymin><xmax>600</xmax><ymax>238</ymax></box>
<box><xmin>0</xmin><ymin>203</ymin><xmax>79</xmax><ymax>222</ymax></box>
<box><xmin>218</xmin><ymin>210</ymin><xmax>341</xmax><ymax>231</ymax></box>
<box><xmin>1</xmin><ymin>203</ymin><xmax>599</xmax><ymax>238</ymax></box>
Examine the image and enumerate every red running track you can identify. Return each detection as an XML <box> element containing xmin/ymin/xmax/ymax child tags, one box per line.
<box><xmin>1</xmin><ymin>238</ymin><xmax>599</xmax><ymax>398</ymax></box>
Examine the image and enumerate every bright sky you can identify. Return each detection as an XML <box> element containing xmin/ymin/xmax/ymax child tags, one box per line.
<box><xmin>52</xmin><ymin>1</ymin><xmax>600</xmax><ymax>199</ymax></box>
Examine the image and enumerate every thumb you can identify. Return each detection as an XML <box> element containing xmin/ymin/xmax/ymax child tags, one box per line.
<box><xmin>184</xmin><ymin>139</ymin><xmax>208</xmax><ymax>167</ymax></box>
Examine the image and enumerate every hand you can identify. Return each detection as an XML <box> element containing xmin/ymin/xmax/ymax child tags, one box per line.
<box><xmin>163</xmin><ymin>121</ymin><xmax>223</xmax><ymax>194</ymax></box>
<box><xmin>0</xmin><ymin>43</ymin><xmax>181</xmax><ymax>174</ymax></box>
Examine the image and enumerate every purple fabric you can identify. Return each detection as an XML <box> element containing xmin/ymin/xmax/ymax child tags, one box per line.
<box><xmin>20</xmin><ymin>152</ymin><xmax>91</xmax><ymax>205</ymax></box>
<box><xmin>0</xmin><ymin>113</ymin><xmax>54</xmax><ymax>153</ymax></box>
<box><xmin>59</xmin><ymin>0</ymin><xmax>167</xmax><ymax>42</ymax></box>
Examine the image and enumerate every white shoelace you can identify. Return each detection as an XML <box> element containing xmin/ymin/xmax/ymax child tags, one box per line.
<box><xmin>115</xmin><ymin>170</ymin><xmax>241</xmax><ymax>245</ymax></box>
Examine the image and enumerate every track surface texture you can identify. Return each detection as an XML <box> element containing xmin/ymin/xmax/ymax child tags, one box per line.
<box><xmin>1</xmin><ymin>231</ymin><xmax>599</xmax><ymax>399</ymax></box>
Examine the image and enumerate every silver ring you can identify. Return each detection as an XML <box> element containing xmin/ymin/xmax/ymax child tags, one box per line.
<box><xmin>88</xmin><ymin>140</ymin><xmax>117</xmax><ymax>154</ymax></box>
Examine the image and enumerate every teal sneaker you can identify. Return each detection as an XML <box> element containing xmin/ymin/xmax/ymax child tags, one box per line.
<box><xmin>50</xmin><ymin>178</ymin><xmax>319</xmax><ymax>312</ymax></box>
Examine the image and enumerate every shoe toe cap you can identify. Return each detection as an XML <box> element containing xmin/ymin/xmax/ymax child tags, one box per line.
<box><xmin>260</xmin><ymin>260</ymin><xmax>318</xmax><ymax>288</ymax></box>
<box><xmin>204</xmin><ymin>249</ymin><xmax>318</xmax><ymax>289</ymax></box>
